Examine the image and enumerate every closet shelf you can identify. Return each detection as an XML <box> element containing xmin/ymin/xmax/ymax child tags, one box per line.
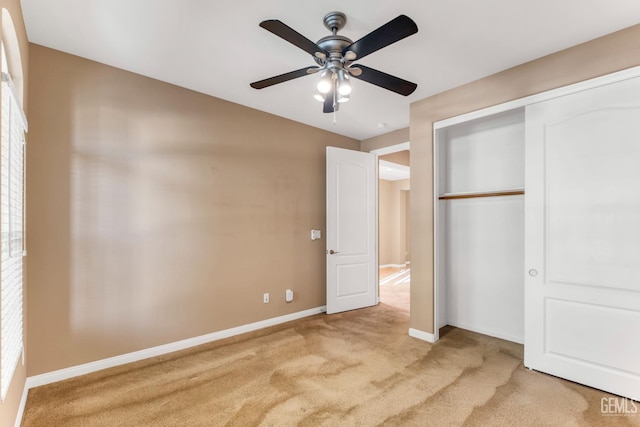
<box><xmin>438</xmin><ymin>189</ymin><xmax>525</xmax><ymax>200</ymax></box>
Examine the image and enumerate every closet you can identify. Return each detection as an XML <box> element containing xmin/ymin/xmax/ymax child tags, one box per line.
<box><xmin>432</xmin><ymin>68</ymin><xmax>640</xmax><ymax>401</ymax></box>
<box><xmin>434</xmin><ymin>108</ymin><xmax>525</xmax><ymax>344</ymax></box>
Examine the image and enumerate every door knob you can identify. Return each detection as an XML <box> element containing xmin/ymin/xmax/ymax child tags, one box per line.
<box><xmin>329</xmin><ymin>250</ymin><xmax>339</xmax><ymax>254</ymax></box>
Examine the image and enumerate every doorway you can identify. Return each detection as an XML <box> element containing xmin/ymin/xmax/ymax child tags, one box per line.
<box><xmin>372</xmin><ymin>143</ymin><xmax>410</xmax><ymax>312</ymax></box>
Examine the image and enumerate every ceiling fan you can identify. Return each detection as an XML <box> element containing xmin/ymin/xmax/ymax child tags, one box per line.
<box><xmin>250</xmin><ymin>12</ymin><xmax>418</xmax><ymax>114</ymax></box>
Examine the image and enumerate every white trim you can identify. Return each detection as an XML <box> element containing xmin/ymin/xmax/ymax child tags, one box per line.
<box><xmin>433</xmin><ymin>125</ymin><xmax>440</xmax><ymax>343</ymax></box>
<box><xmin>14</xmin><ymin>384</ymin><xmax>28</xmax><ymax>427</ymax></box>
<box><xmin>447</xmin><ymin>322</ymin><xmax>524</xmax><ymax>345</ymax></box>
<box><xmin>369</xmin><ymin>141</ymin><xmax>410</xmax><ymax>155</ymax></box>
<box><xmin>434</xmin><ymin>65</ymin><xmax>640</xmax><ymax>129</ymax></box>
<box><xmin>1</xmin><ymin>72</ymin><xmax>27</xmax><ymax>131</ymax></box>
<box><xmin>25</xmin><ymin>306</ymin><xmax>325</xmax><ymax>389</ymax></box>
<box><xmin>409</xmin><ymin>328</ymin><xmax>436</xmax><ymax>343</ymax></box>
<box><xmin>374</xmin><ymin>161</ymin><xmax>380</xmax><ymax>306</ymax></box>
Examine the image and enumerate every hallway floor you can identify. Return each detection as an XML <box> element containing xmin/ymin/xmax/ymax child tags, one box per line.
<box><xmin>379</xmin><ymin>266</ymin><xmax>410</xmax><ymax>312</ymax></box>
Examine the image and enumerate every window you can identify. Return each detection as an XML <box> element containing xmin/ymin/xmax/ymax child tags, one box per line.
<box><xmin>0</xmin><ymin>41</ymin><xmax>26</xmax><ymax>401</ymax></box>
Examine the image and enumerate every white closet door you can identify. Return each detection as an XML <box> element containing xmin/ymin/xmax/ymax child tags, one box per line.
<box><xmin>524</xmin><ymin>76</ymin><xmax>640</xmax><ymax>400</ymax></box>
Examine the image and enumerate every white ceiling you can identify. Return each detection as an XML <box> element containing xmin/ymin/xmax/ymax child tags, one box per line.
<box><xmin>21</xmin><ymin>0</ymin><xmax>640</xmax><ymax>140</ymax></box>
<box><xmin>379</xmin><ymin>160</ymin><xmax>410</xmax><ymax>181</ymax></box>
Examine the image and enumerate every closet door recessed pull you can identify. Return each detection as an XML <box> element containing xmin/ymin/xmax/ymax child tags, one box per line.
<box><xmin>529</xmin><ymin>269</ymin><xmax>538</xmax><ymax>277</ymax></box>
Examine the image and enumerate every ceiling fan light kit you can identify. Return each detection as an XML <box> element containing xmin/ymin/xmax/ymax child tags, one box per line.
<box><xmin>316</xmin><ymin>70</ymin><xmax>332</xmax><ymax>94</ymax></box>
<box><xmin>250</xmin><ymin>11</ymin><xmax>418</xmax><ymax>116</ymax></box>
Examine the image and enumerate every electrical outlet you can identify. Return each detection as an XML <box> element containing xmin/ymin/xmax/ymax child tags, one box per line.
<box><xmin>285</xmin><ymin>289</ymin><xmax>293</xmax><ymax>302</ymax></box>
<box><xmin>263</xmin><ymin>293</ymin><xmax>269</xmax><ymax>303</ymax></box>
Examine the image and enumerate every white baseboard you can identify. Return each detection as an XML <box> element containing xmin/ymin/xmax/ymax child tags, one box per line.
<box><xmin>14</xmin><ymin>383</ymin><xmax>29</xmax><ymax>427</ymax></box>
<box><xmin>379</xmin><ymin>263</ymin><xmax>409</xmax><ymax>268</ymax></box>
<box><xmin>446</xmin><ymin>321</ymin><xmax>523</xmax><ymax>345</ymax></box>
<box><xmin>409</xmin><ymin>328</ymin><xmax>437</xmax><ymax>343</ymax></box>
<box><xmin>25</xmin><ymin>306</ymin><xmax>326</xmax><ymax>390</ymax></box>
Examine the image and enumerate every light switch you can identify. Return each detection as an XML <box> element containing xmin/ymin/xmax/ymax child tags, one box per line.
<box><xmin>311</xmin><ymin>229</ymin><xmax>321</xmax><ymax>240</ymax></box>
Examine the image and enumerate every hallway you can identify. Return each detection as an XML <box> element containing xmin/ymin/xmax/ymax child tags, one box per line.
<box><xmin>379</xmin><ymin>266</ymin><xmax>410</xmax><ymax>312</ymax></box>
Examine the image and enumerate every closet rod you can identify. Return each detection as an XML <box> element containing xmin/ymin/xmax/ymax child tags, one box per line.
<box><xmin>438</xmin><ymin>190</ymin><xmax>525</xmax><ymax>200</ymax></box>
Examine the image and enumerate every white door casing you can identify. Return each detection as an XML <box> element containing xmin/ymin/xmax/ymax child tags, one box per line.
<box><xmin>524</xmin><ymin>76</ymin><xmax>640</xmax><ymax>400</ymax></box>
<box><xmin>326</xmin><ymin>147</ymin><xmax>377</xmax><ymax>314</ymax></box>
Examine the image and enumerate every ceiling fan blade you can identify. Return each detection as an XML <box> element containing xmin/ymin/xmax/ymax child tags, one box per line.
<box><xmin>323</xmin><ymin>89</ymin><xmax>336</xmax><ymax>113</ymax></box>
<box><xmin>250</xmin><ymin>67</ymin><xmax>317</xmax><ymax>89</ymax></box>
<box><xmin>342</xmin><ymin>15</ymin><xmax>417</xmax><ymax>61</ymax></box>
<box><xmin>351</xmin><ymin>65</ymin><xmax>417</xmax><ymax>96</ymax></box>
<box><xmin>260</xmin><ymin>19</ymin><xmax>328</xmax><ymax>57</ymax></box>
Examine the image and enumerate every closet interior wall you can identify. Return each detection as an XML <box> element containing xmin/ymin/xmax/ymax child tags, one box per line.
<box><xmin>435</xmin><ymin>108</ymin><xmax>525</xmax><ymax>343</ymax></box>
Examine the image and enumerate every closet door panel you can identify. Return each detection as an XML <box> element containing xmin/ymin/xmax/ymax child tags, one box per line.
<box><xmin>525</xmin><ymin>75</ymin><xmax>640</xmax><ymax>401</ymax></box>
<box><xmin>545</xmin><ymin>108</ymin><xmax>640</xmax><ymax>290</ymax></box>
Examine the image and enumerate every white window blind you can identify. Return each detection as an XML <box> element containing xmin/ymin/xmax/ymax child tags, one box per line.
<box><xmin>0</xmin><ymin>71</ymin><xmax>26</xmax><ymax>401</ymax></box>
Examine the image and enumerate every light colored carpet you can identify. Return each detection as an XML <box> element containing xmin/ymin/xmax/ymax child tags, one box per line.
<box><xmin>22</xmin><ymin>305</ymin><xmax>639</xmax><ymax>426</ymax></box>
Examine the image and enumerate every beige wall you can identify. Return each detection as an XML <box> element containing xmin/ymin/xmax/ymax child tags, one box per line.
<box><xmin>378</xmin><ymin>179</ymin><xmax>410</xmax><ymax>266</ymax></box>
<box><xmin>361</xmin><ymin>127</ymin><xmax>408</xmax><ymax>152</ymax></box>
<box><xmin>410</xmin><ymin>24</ymin><xmax>640</xmax><ymax>334</ymax></box>
<box><xmin>379</xmin><ymin>150</ymin><xmax>409</xmax><ymax>167</ymax></box>
<box><xmin>378</xmin><ymin>179</ymin><xmax>394</xmax><ymax>266</ymax></box>
<box><xmin>0</xmin><ymin>1</ymin><xmax>28</xmax><ymax>426</ymax></box>
<box><xmin>26</xmin><ymin>44</ymin><xmax>359</xmax><ymax>376</ymax></box>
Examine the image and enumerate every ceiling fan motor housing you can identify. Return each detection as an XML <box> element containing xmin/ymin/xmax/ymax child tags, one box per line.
<box><xmin>316</xmin><ymin>35</ymin><xmax>352</xmax><ymax>67</ymax></box>
<box><xmin>323</xmin><ymin>11</ymin><xmax>347</xmax><ymax>33</ymax></box>
<box><xmin>316</xmin><ymin>12</ymin><xmax>353</xmax><ymax>71</ymax></box>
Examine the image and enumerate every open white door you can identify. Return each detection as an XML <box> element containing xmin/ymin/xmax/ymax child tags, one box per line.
<box><xmin>524</xmin><ymin>75</ymin><xmax>640</xmax><ymax>400</ymax></box>
<box><xmin>326</xmin><ymin>147</ymin><xmax>377</xmax><ymax>314</ymax></box>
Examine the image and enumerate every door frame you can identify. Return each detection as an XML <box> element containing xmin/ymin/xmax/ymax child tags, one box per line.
<box><xmin>369</xmin><ymin>141</ymin><xmax>411</xmax><ymax>305</ymax></box>
<box><xmin>432</xmin><ymin>65</ymin><xmax>640</xmax><ymax>344</ymax></box>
